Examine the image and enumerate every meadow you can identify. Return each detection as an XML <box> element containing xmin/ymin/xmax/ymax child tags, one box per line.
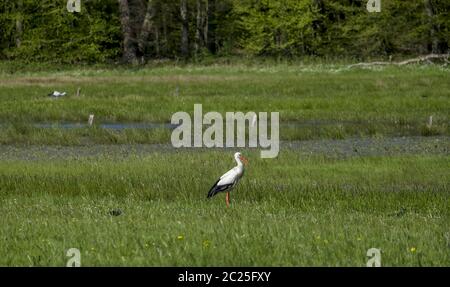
<box><xmin>0</xmin><ymin>64</ymin><xmax>449</xmax><ymax>144</ymax></box>
<box><xmin>0</xmin><ymin>63</ymin><xmax>449</xmax><ymax>266</ymax></box>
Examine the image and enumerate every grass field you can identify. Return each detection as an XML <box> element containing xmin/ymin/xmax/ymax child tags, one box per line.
<box><xmin>0</xmin><ymin>63</ymin><xmax>449</xmax><ymax>266</ymax></box>
<box><xmin>0</xmin><ymin>64</ymin><xmax>448</xmax><ymax>144</ymax></box>
<box><xmin>0</xmin><ymin>147</ymin><xmax>449</xmax><ymax>266</ymax></box>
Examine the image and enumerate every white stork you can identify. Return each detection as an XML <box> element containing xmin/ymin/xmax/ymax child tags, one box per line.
<box><xmin>207</xmin><ymin>152</ymin><xmax>248</xmax><ymax>207</ymax></box>
<box><xmin>48</xmin><ymin>91</ymin><xmax>67</xmax><ymax>97</ymax></box>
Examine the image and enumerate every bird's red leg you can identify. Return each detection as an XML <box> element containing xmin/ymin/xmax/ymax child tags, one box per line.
<box><xmin>226</xmin><ymin>192</ymin><xmax>230</xmax><ymax>208</ymax></box>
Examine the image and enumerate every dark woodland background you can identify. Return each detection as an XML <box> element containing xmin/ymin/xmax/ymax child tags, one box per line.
<box><xmin>0</xmin><ymin>0</ymin><xmax>448</xmax><ymax>64</ymax></box>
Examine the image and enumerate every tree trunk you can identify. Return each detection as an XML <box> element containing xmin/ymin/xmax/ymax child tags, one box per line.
<box><xmin>15</xmin><ymin>0</ymin><xmax>23</xmax><ymax>48</ymax></box>
<box><xmin>424</xmin><ymin>0</ymin><xmax>438</xmax><ymax>54</ymax></box>
<box><xmin>195</xmin><ymin>0</ymin><xmax>202</xmax><ymax>54</ymax></box>
<box><xmin>207</xmin><ymin>0</ymin><xmax>216</xmax><ymax>53</ymax></box>
<box><xmin>204</xmin><ymin>0</ymin><xmax>208</xmax><ymax>48</ymax></box>
<box><xmin>138</xmin><ymin>0</ymin><xmax>156</xmax><ymax>56</ymax></box>
<box><xmin>161</xmin><ymin>4</ymin><xmax>168</xmax><ymax>55</ymax></box>
<box><xmin>155</xmin><ymin>25</ymin><xmax>160</xmax><ymax>56</ymax></box>
<box><xmin>180</xmin><ymin>0</ymin><xmax>189</xmax><ymax>57</ymax></box>
<box><xmin>118</xmin><ymin>0</ymin><xmax>138</xmax><ymax>64</ymax></box>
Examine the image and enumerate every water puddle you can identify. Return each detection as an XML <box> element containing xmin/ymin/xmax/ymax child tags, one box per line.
<box><xmin>27</xmin><ymin>120</ymin><xmax>375</xmax><ymax>130</ymax></box>
<box><xmin>33</xmin><ymin>123</ymin><xmax>179</xmax><ymax>129</ymax></box>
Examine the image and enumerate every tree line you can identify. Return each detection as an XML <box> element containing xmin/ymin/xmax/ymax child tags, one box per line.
<box><xmin>0</xmin><ymin>0</ymin><xmax>448</xmax><ymax>64</ymax></box>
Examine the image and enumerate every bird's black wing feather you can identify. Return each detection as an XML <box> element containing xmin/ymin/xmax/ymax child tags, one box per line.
<box><xmin>207</xmin><ymin>179</ymin><xmax>234</xmax><ymax>198</ymax></box>
<box><xmin>207</xmin><ymin>178</ymin><xmax>221</xmax><ymax>198</ymax></box>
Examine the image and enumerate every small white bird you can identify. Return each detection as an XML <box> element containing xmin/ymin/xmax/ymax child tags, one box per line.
<box><xmin>207</xmin><ymin>152</ymin><xmax>248</xmax><ymax>207</ymax></box>
<box><xmin>48</xmin><ymin>91</ymin><xmax>67</xmax><ymax>97</ymax></box>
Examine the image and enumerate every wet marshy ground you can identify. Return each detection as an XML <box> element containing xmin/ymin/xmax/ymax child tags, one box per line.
<box><xmin>1</xmin><ymin>135</ymin><xmax>448</xmax><ymax>161</ymax></box>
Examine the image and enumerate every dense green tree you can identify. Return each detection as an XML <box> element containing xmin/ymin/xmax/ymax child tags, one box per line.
<box><xmin>0</xmin><ymin>0</ymin><xmax>121</xmax><ymax>63</ymax></box>
<box><xmin>0</xmin><ymin>0</ymin><xmax>448</xmax><ymax>63</ymax></box>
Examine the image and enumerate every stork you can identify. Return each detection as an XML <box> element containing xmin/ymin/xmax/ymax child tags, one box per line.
<box><xmin>48</xmin><ymin>91</ymin><xmax>67</xmax><ymax>97</ymax></box>
<box><xmin>207</xmin><ymin>152</ymin><xmax>248</xmax><ymax>207</ymax></box>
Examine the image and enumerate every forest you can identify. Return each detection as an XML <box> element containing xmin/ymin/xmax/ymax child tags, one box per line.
<box><xmin>0</xmin><ymin>0</ymin><xmax>449</xmax><ymax>63</ymax></box>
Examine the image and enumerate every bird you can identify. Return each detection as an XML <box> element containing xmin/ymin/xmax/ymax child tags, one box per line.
<box><xmin>207</xmin><ymin>152</ymin><xmax>248</xmax><ymax>208</ymax></box>
<box><xmin>48</xmin><ymin>91</ymin><xmax>67</xmax><ymax>97</ymax></box>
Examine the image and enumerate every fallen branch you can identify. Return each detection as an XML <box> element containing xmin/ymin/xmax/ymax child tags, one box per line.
<box><xmin>348</xmin><ymin>54</ymin><xmax>449</xmax><ymax>68</ymax></box>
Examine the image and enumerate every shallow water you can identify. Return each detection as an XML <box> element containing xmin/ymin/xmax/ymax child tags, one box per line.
<box><xmin>22</xmin><ymin>119</ymin><xmax>401</xmax><ymax>130</ymax></box>
<box><xmin>33</xmin><ymin>122</ymin><xmax>178</xmax><ymax>129</ymax></box>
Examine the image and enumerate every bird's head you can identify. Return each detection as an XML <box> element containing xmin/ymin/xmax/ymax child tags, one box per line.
<box><xmin>234</xmin><ymin>152</ymin><xmax>248</xmax><ymax>165</ymax></box>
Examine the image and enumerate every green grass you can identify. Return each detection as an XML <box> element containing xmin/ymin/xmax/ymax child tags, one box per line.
<box><xmin>0</xmin><ymin>150</ymin><xmax>448</xmax><ymax>266</ymax></box>
<box><xmin>0</xmin><ymin>63</ymin><xmax>448</xmax><ymax>266</ymax></box>
<box><xmin>0</xmin><ymin>64</ymin><xmax>448</xmax><ymax>144</ymax></box>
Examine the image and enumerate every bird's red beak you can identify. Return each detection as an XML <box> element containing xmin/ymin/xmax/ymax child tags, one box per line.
<box><xmin>240</xmin><ymin>156</ymin><xmax>248</xmax><ymax>165</ymax></box>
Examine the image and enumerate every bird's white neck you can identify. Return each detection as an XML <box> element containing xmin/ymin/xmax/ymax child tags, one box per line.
<box><xmin>235</xmin><ymin>157</ymin><xmax>244</xmax><ymax>168</ymax></box>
